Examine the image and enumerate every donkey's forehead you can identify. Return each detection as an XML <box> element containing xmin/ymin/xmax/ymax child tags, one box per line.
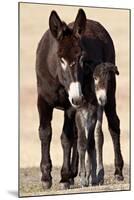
<box><xmin>58</xmin><ymin>35</ymin><xmax>80</xmax><ymax>49</ymax></box>
<box><xmin>94</xmin><ymin>63</ymin><xmax>114</xmax><ymax>77</ymax></box>
<box><xmin>93</xmin><ymin>66</ymin><xmax>105</xmax><ymax>77</ymax></box>
<box><xmin>58</xmin><ymin>36</ymin><xmax>81</xmax><ymax>62</ymax></box>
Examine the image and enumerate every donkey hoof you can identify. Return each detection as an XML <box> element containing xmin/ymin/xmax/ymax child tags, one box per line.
<box><xmin>97</xmin><ymin>168</ymin><xmax>104</xmax><ymax>185</ymax></box>
<box><xmin>91</xmin><ymin>179</ymin><xmax>98</xmax><ymax>186</ymax></box>
<box><xmin>115</xmin><ymin>174</ymin><xmax>124</xmax><ymax>181</ymax></box>
<box><xmin>80</xmin><ymin>178</ymin><xmax>89</xmax><ymax>187</ymax></box>
<box><xmin>60</xmin><ymin>182</ymin><xmax>70</xmax><ymax>190</ymax></box>
<box><xmin>42</xmin><ymin>180</ymin><xmax>52</xmax><ymax>189</ymax></box>
<box><xmin>98</xmin><ymin>179</ymin><xmax>104</xmax><ymax>185</ymax></box>
<box><xmin>69</xmin><ymin>178</ymin><xmax>74</xmax><ymax>185</ymax></box>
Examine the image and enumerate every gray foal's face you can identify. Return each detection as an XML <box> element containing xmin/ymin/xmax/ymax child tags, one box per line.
<box><xmin>93</xmin><ymin>73</ymin><xmax>109</xmax><ymax>106</ymax></box>
<box><xmin>93</xmin><ymin>62</ymin><xmax>119</xmax><ymax>106</ymax></box>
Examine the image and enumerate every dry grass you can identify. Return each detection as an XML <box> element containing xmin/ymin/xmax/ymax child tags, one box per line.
<box><xmin>19</xmin><ymin>3</ymin><xmax>130</xmax><ymax>168</ymax></box>
<box><xmin>19</xmin><ymin>164</ymin><xmax>130</xmax><ymax>197</ymax></box>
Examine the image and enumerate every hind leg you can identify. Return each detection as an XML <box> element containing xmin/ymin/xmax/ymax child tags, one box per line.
<box><xmin>87</xmin><ymin>113</ymin><xmax>98</xmax><ymax>186</ymax></box>
<box><xmin>77</xmin><ymin>132</ymin><xmax>87</xmax><ymax>187</ymax></box>
<box><xmin>85</xmin><ymin>153</ymin><xmax>92</xmax><ymax>186</ymax></box>
<box><xmin>94</xmin><ymin>106</ymin><xmax>104</xmax><ymax>185</ymax></box>
<box><xmin>70</xmin><ymin>131</ymin><xmax>79</xmax><ymax>185</ymax></box>
<box><xmin>88</xmin><ymin>136</ymin><xmax>97</xmax><ymax>186</ymax></box>
<box><xmin>105</xmin><ymin>78</ymin><xmax>124</xmax><ymax>180</ymax></box>
<box><xmin>95</xmin><ymin>123</ymin><xmax>104</xmax><ymax>185</ymax></box>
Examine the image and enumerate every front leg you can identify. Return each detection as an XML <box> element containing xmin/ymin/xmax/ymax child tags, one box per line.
<box><xmin>37</xmin><ymin>95</ymin><xmax>53</xmax><ymax>189</ymax></box>
<box><xmin>94</xmin><ymin>106</ymin><xmax>104</xmax><ymax>185</ymax></box>
<box><xmin>60</xmin><ymin>110</ymin><xmax>76</xmax><ymax>189</ymax></box>
<box><xmin>77</xmin><ymin>132</ymin><xmax>88</xmax><ymax>187</ymax></box>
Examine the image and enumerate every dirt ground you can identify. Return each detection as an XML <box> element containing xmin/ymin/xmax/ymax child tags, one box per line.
<box><xmin>19</xmin><ymin>3</ymin><xmax>130</xmax><ymax>197</ymax></box>
<box><xmin>19</xmin><ymin>164</ymin><xmax>130</xmax><ymax>197</ymax></box>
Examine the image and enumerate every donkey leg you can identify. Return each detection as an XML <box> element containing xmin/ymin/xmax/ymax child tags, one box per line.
<box><xmin>77</xmin><ymin>132</ymin><xmax>87</xmax><ymax>187</ymax></box>
<box><xmin>70</xmin><ymin>126</ymin><xmax>79</xmax><ymax>185</ymax></box>
<box><xmin>95</xmin><ymin>122</ymin><xmax>104</xmax><ymax>185</ymax></box>
<box><xmin>88</xmin><ymin>146</ymin><xmax>97</xmax><ymax>185</ymax></box>
<box><xmin>85</xmin><ymin>153</ymin><xmax>91</xmax><ymax>186</ymax></box>
<box><xmin>105</xmin><ymin>98</ymin><xmax>124</xmax><ymax>181</ymax></box>
<box><xmin>60</xmin><ymin>112</ymin><xmax>75</xmax><ymax>189</ymax></box>
<box><xmin>94</xmin><ymin>107</ymin><xmax>104</xmax><ymax>185</ymax></box>
<box><xmin>37</xmin><ymin>95</ymin><xmax>53</xmax><ymax>189</ymax></box>
<box><xmin>87</xmin><ymin>120</ymin><xmax>97</xmax><ymax>186</ymax></box>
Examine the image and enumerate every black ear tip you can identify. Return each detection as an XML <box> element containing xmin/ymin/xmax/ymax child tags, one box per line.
<box><xmin>78</xmin><ymin>8</ymin><xmax>84</xmax><ymax>13</ymax></box>
<box><xmin>50</xmin><ymin>10</ymin><xmax>58</xmax><ymax>18</ymax></box>
<box><xmin>51</xmin><ymin>10</ymin><xmax>57</xmax><ymax>15</ymax></box>
<box><xmin>116</xmin><ymin>71</ymin><xmax>119</xmax><ymax>75</ymax></box>
<box><xmin>78</xmin><ymin>8</ymin><xmax>86</xmax><ymax>17</ymax></box>
<box><xmin>115</xmin><ymin>66</ymin><xmax>119</xmax><ymax>75</ymax></box>
<box><xmin>50</xmin><ymin>10</ymin><xmax>55</xmax><ymax>17</ymax></box>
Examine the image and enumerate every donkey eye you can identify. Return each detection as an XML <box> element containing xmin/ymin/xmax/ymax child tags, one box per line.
<box><xmin>94</xmin><ymin>76</ymin><xmax>98</xmax><ymax>81</ymax></box>
<box><xmin>70</xmin><ymin>61</ymin><xmax>76</xmax><ymax>67</ymax></box>
<box><xmin>60</xmin><ymin>58</ymin><xmax>64</xmax><ymax>64</ymax></box>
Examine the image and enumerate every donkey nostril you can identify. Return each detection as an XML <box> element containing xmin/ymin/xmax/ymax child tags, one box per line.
<box><xmin>99</xmin><ymin>97</ymin><xmax>102</xmax><ymax>103</ymax></box>
<box><xmin>72</xmin><ymin>96</ymin><xmax>83</xmax><ymax>106</ymax></box>
<box><xmin>72</xmin><ymin>98</ymin><xmax>75</xmax><ymax>105</ymax></box>
<box><xmin>99</xmin><ymin>97</ymin><xmax>106</xmax><ymax>106</ymax></box>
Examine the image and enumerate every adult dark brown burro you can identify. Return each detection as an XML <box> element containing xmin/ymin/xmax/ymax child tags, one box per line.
<box><xmin>36</xmin><ymin>9</ymin><xmax>124</xmax><ymax>189</ymax></box>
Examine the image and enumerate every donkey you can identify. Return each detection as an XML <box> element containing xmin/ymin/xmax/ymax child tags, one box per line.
<box><xmin>36</xmin><ymin>8</ymin><xmax>123</xmax><ymax>189</ymax></box>
<box><xmin>93</xmin><ymin>62</ymin><xmax>121</xmax><ymax>184</ymax></box>
<box><xmin>75</xmin><ymin>62</ymin><xmax>120</xmax><ymax>187</ymax></box>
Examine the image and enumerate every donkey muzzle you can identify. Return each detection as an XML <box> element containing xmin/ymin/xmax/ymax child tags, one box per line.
<box><xmin>68</xmin><ymin>81</ymin><xmax>83</xmax><ymax>107</ymax></box>
<box><xmin>96</xmin><ymin>89</ymin><xmax>107</xmax><ymax>106</ymax></box>
<box><xmin>98</xmin><ymin>97</ymin><xmax>107</xmax><ymax>106</ymax></box>
<box><xmin>72</xmin><ymin>95</ymin><xmax>83</xmax><ymax>106</ymax></box>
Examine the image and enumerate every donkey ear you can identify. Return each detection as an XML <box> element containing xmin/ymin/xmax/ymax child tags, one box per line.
<box><xmin>114</xmin><ymin>66</ymin><xmax>119</xmax><ymax>75</ymax></box>
<box><xmin>73</xmin><ymin>9</ymin><xmax>86</xmax><ymax>37</ymax></box>
<box><xmin>49</xmin><ymin>10</ymin><xmax>66</xmax><ymax>40</ymax></box>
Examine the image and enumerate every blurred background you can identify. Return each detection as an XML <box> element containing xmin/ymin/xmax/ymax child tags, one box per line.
<box><xmin>20</xmin><ymin>3</ymin><xmax>130</xmax><ymax>169</ymax></box>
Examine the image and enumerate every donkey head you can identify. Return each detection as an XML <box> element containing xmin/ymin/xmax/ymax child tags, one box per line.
<box><xmin>93</xmin><ymin>62</ymin><xmax>119</xmax><ymax>106</ymax></box>
<box><xmin>49</xmin><ymin>9</ymin><xmax>86</xmax><ymax>107</ymax></box>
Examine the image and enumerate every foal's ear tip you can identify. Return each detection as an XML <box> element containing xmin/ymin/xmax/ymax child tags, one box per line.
<box><xmin>116</xmin><ymin>71</ymin><xmax>119</xmax><ymax>75</ymax></box>
<box><xmin>115</xmin><ymin>66</ymin><xmax>119</xmax><ymax>75</ymax></box>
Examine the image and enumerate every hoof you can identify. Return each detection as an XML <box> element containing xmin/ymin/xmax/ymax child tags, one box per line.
<box><xmin>115</xmin><ymin>174</ymin><xmax>124</xmax><ymax>181</ymax></box>
<box><xmin>42</xmin><ymin>180</ymin><xmax>52</xmax><ymax>190</ymax></box>
<box><xmin>91</xmin><ymin>181</ymin><xmax>98</xmax><ymax>186</ymax></box>
<box><xmin>98</xmin><ymin>179</ymin><xmax>104</xmax><ymax>185</ymax></box>
<box><xmin>97</xmin><ymin>168</ymin><xmax>104</xmax><ymax>185</ymax></box>
<box><xmin>60</xmin><ymin>182</ymin><xmax>70</xmax><ymax>190</ymax></box>
<box><xmin>80</xmin><ymin>177</ymin><xmax>89</xmax><ymax>187</ymax></box>
<box><xmin>69</xmin><ymin>178</ymin><xmax>74</xmax><ymax>185</ymax></box>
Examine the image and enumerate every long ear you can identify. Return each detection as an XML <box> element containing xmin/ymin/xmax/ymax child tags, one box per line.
<box><xmin>49</xmin><ymin>10</ymin><xmax>67</xmax><ymax>40</ymax></box>
<box><xmin>114</xmin><ymin>66</ymin><xmax>119</xmax><ymax>75</ymax></box>
<box><xmin>104</xmin><ymin>63</ymin><xmax>119</xmax><ymax>75</ymax></box>
<box><xmin>73</xmin><ymin>9</ymin><xmax>86</xmax><ymax>37</ymax></box>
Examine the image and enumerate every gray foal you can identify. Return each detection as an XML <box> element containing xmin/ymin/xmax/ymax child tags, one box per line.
<box><xmin>75</xmin><ymin>62</ymin><xmax>119</xmax><ymax>187</ymax></box>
